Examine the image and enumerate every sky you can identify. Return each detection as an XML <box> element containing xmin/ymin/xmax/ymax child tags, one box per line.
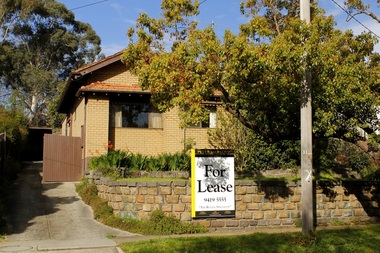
<box><xmin>58</xmin><ymin>0</ymin><xmax>380</xmax><ymax>56</ymax></box>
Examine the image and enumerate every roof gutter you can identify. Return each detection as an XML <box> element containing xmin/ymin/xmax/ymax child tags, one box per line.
<box><xmin>75</xmin><ymin>88</ymin><xmax>151</xmax><ymax>97</ymax></box>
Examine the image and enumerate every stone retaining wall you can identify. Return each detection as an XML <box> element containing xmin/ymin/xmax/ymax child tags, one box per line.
<box><xmin>87</xmin><ymin>171</ymin><xmax>380</xmax><ymax>231</ymax></box>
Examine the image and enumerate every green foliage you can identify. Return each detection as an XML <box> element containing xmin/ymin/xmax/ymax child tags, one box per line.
<box><xmin>209</xmin><ymin>111</ymin><xmax>299</xmax><ymax>171</ymax></box>
<box><xmin>167</xmin><ymin>152</ymin><xmax>190</xmax><ymax>171</ymax></box>
<box><xmin>314</xmin><ymin>138</ymin><xmax>379</xmax><ymax>179</ymax></box>
<box><xmin>89</xmin><ymin>150</ymin><xmax>190</xmax><ymax>178</ymax></box>
<box><xmin>122</xmin><ymin>0</ymin><xmax>380</xmax><ymax>150</ymax></box>
<box><xmin>145</xmin><ymin>152</ymin><xmax>190</xmax><ymax>172</ymax></box>
<box><xmin>75</xmin><ymin>179</ymin><xmax>207</xmax><ymax>235</ymax></box>
<box><xmin>46</xmin><ymin>81</ymin><xmax>66</xmax><ymax>130</ymax></box>
<box><xmin>147</xmin><ymin>210</ymin><xmax>207</xmax><ymax>235</ymax></box>
<box><xmin>0</xmin><ymin>0</ymin><xmax>101</xmax><ymax>126</ymax></box>
<box><xmin>89</xmin><ymin>150</ymin><xmax>130</xmax><ymax>178</ymax></box>
<box><xmin>76</xmin><ymin>178</ymin><xmax>99</xmax><ymax>204</ymax></box>
<box><xmin>349</xmin><ymin>154</ymin><xmax>370</xmax><ymax>172</ymax></box>
<box><xmin>0</xmin><ymin>105</ymin><xmax>28</xmax><ymax>142</ymax></box>
<box><xmin>129</xmin><ymin>153</ymin><xmax>147</xmax><ymax>171</ymax></box>
<box><xmin>146</xmin><ymin>154</ymin><xmax>168</xmax><ymax>171</ymax></box>
<box><xmin>182</xmin><ymin>137</ymin><xmax>196</xmax><ymax>152</ymax></box>
<box><xmin>0</xmin><ymin>106</ymin><xmax>28</xmax><ymax>180</ymax></box>
<box><xmin>76</xmin><ymin>179</ymin><xmax>115</xmax><ymax>220</ymax></box>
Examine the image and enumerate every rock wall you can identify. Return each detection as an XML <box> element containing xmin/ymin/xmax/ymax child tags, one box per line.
<box><xmin>87</xmin><ymin>171</ymin><xmax>380</xmax><ymax>231</ymax></box>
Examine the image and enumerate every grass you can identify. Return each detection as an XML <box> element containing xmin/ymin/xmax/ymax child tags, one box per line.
<box><xmin>119</xmin><ymin>224</ymin><xmax>380</xmax><ymax>253</ymax></box>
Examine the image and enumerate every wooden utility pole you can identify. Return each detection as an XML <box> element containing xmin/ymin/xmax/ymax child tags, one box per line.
<box><xmin>300</xmin><ymin>0</ymin><xmax>314</xmax><ymax>235</ymax></box>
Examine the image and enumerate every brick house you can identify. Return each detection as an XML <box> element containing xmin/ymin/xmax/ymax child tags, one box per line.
<box><xmin>57</xmin><ymin>51</ymin><xmax>219</xmax><ymax>167</ymax></box>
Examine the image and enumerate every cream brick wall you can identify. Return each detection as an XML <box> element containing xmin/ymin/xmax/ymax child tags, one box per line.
<box><xmin>185</xmin><ymin>128</ymin><xmax>211</xmax><ymax>149</ymax></box>
<box><xmin>61</xmin><ymin>117</ymin><xmax>68</xmax><ymax>136</ymax></box>
<box><xmin>162</xmin><ymin>108</ymin><xmax>185</xmax><ymax>153</ymax></box>
<box><xmin>110</xmin><ymin>128</ymin><xmax>163</xmax><ymax>156</ymax></box>
<box><xmin>71</xmin><ymin>98</ymin><xmax>85</xmax><ymax>137</ymax></box>
<box><xmin>88</xmin><ymin>62</ymin><xmax>139</xmax><ymax>85</ymax></box>
<box><xmin>162</xmin><ymin>108</ymin><xmax>213</xmax><ymax>153</ymax></box>
<box><xmin>85</xmin><ymin>96</ymin><xmax>109</xmax><ymax>159</ymax></box>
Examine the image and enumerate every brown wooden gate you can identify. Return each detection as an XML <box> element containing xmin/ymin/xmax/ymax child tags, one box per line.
<box><xmin>43</xmin><ymin>134</ymin><xmax>82</xmax><ymax>182</ymax></box>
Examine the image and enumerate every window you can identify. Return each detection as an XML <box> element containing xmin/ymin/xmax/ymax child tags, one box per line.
<box><xmin>110</xmin><ymin>102</ymin><xmax>162</xmax><ymax>128</ymax></box>
<box><xmin>191</xmin><ymin>107</ymin><xmax>217</xmax><ymax>128</ymax></box>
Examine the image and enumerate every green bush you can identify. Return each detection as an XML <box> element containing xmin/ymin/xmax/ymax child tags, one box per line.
<box><xmin>147</xmin><ymin>210</ymin><xmax>207</xmax><ymax>235</ymax></box>
<box><xmin>314</xmin><ymin>138</ymin><xmax>380</xmax><ymax>179</ymax></box>
<box><xmin>89</xmin><ymin>151</ymin><xmax>190</xmax><ymax>179</ymax></box>
<box><xmin>168</xmin><ymin>152</ymin><xmax>190</xmax><ymax>171</ymax></box>
<box><xmin>145</xmin><ymin>153</ymin><xmax>190</xmax><ymax>172</ymax></box>
<box><xmin>89</xmin><ymin>150</ymin><xmax>129</xmax><ymax>170</ymax></box>
<box><xmin>76</xmin><ymin>178</ymin><xmax>98</xmax><ymax>204</ymax></box>
<box><xmin>349</xmin><ymin>154</ymin><xmax>370</xmax><ymax>172</ymax></box>
<box><xmin>129</xmin><ymin>153</ymin><xmax>147</xmax><ymax>171</ymax></box>
<box><xmin>89</xmin><ymin>150</ymin><xmax>131</xmax><ymax>179</ymax></box>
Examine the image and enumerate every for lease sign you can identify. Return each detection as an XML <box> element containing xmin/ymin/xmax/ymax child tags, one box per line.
<box><xmin>191</xmin><ymin>149</ymin><xmax>235</xmax><ymax>218</ymax></box>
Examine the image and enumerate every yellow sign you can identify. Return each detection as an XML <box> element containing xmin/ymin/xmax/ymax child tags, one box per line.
<box><xmin>191</xmin><ymin>149</ymin><xmax>235</xmax><ymax>218</ymax></box>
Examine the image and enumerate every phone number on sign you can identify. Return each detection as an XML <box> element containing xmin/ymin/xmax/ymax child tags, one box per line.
<box><xmin>204</xmin><ymin>197</ymin><xmax>227</xmax><ymax>202</ymax></box>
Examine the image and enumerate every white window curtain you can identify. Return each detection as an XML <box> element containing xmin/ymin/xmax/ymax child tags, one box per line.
<box><xmin>149</xmin><ymin>112</ymin><xmax>162</xmax><ymax>128</ymax></box>
<box><xmin>209</xmin><ymin>112</ymin><xmax>217</xmax><ymax>128</ymax></box>
<box><xmin>114</xmin><ymin>110</ymin><xmax>122</xmax><ymax>127</ymax></box>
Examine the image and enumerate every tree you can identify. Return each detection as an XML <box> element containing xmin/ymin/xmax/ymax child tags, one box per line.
<box><xmin>122</xmin><ymin>0</ymin><xmax>380</xmax><ymax>147</ymax></box>
<box><xmin>0</xmin><ymin>0</ymin><xmax>101</xmax><ymax>126</ymax></box>
<box><xmin>0</xmin><ymin>104</ymin><xmax>28</xmax><ymax>143</ymax></box>
<box><xmin>208</xmin><ymin>110</ymin><xmax>299</xmax><ymax>171</ymax></box>
<box><xmin>345</xmin><ymin>0</ymin><xmax>380</xmax><ymax>24</ymax></box>
<box><xmin>0</xmin><ymin>0</ymin><xmax>41</xmax><ymax>40</ymax></box>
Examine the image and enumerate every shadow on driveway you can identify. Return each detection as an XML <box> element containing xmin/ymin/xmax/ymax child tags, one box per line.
<box><xmin>3</xmin><ymin>162</ymin><xmax>134</xmax><ymax>242</ymax></box>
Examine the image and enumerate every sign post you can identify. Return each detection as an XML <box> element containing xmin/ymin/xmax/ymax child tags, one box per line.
<box><xmin>191</xmin><ymin>149</ymin><xmax>235</xmax><ymax>218</ymax></box>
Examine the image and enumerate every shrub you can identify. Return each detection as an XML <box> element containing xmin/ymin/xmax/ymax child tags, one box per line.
<box><xmin>129</xmin><ymin>153</ymin><xmax>147</xmax><ymax>171</ymax></box>
<box><xmin>89</xmin><ymin>150</ymin><xmax>130</xmax><ymax>179</ymax></box>
<box><xmin>89</xmin><ymin>151</ymin><xmax>190</xmax><ymax>178</ymax></box>
<box><xmin>168</xmin><ymin>152</ymin><xmax>190</xmax><ymax>171</ymax></box>
<box><xmin>147</xmin><ymin>210</ymin><xmax>208</xmax><ymax>235</ymax></box>
<box><xmin>89</xmin><ymin>149</ymin><xmax>130</xmax><ymax>170</ymax></box>
<box><xmin>76</xmin><ymin>178</ymin><xmax>98</xmax><ymax>204</ymax></box>
<box><xmin>146</xmin><ymin>155</ymin><xmax>166</xmax><ymax>171</ymax></box>
<box><xmin>144</xmin><ymin>153</ymin><xmax>190</xmax><ymax>172</ymax></box>
<box><xmin>314</xmin><ymin>138</ymin><xmax>379</xmax><ymax>179</ymax></box>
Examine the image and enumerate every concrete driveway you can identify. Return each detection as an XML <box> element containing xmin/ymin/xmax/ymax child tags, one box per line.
<box><xmin>0</xmin><ymin>162</ymin><xmax>137</xmax><ymax>252</ymax></box>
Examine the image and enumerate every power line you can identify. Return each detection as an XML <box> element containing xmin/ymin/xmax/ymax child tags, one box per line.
<box><xmin>330</xmin><ymin>0</ymin><xmax>380</xmax><ymax>39</ymax></box>
<box><xmin>69</xmin><ymin>0</ymin><xmax>109</xmax><ymax>11</ymax></box>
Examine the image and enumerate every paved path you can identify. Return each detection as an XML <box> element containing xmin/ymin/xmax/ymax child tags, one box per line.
<box><xmin>0</xmin><ymin>162</ymin><xmax>137</xmax><ymax>253</ymax></box>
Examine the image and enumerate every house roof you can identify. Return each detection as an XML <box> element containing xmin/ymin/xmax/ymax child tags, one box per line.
<box><xmin>73</xmin><ymin>51</ymin><xmax>123</xmax><ymax>75</ymax></box>
<box><xmin>76</xmin><ymin>82</ymin><xmax>149</xmax><ymax>97</ymax></box>
<box><xmin>57</xmin><ymin>49</ymin><xmax>222</xmax><ymax>114</ymax></box>
<box><xmin>57</xmin><ymin>50</ymin><xmax>128</xmax><ymax>113</ymax></box>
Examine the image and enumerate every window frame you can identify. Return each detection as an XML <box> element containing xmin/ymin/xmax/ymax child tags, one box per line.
<box><xmin>110</xmin><ymin>96</ymin><xmax>162</xmax><ymax>129</ymax></box>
